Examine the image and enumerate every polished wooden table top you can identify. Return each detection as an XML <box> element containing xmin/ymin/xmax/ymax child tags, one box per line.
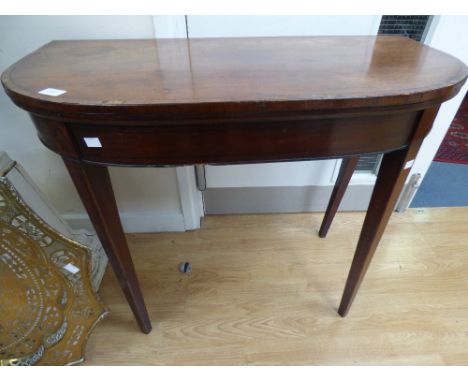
<box><xmin>2</xmin><ymin>36</ymin><xmax>467</xmax><ymax>120</ymax></box>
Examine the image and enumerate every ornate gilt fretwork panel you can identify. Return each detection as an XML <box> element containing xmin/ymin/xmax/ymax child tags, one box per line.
<box><xmin>0</xmin><ymin>177</ymin><xmax>108</xmax><ymax>366</ymax></box>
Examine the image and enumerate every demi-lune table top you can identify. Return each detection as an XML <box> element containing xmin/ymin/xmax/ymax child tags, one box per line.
<box><xmin>2</xmin><ymin>36</ymin><xmax>467</xmax><ymax>119</ymax></box>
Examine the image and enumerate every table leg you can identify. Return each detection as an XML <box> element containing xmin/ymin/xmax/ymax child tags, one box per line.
<box><xmin>337</xmin><ymin>107</ymin><xmax>439</xmax><ymax>316</ymax></box>
<box><xmin>63</xmin><ymin>158</ymin><xmax>152</xmax><ymax>333</ymax></box>
<box><xmin>319</xmin><ymin>157</ymin><xmax>359</xmax><ymax>238</ymax></box>
<box><xmin>337</xmin><ymin>148</ymin><xmax>418</xmax><ymax>316</ymax></box>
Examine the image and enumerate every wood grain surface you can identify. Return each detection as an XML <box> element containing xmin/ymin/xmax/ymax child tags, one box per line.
<box><xmin>2</xmin><ymin>36</ymin><xmax>467</xmax><ymax>119</ymax></box>
<box><xmin>83</xmin><ymin>208</ymin><xmax>468</xmax><ymax>365</ymax></box>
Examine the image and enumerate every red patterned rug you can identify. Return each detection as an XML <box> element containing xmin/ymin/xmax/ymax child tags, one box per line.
<box><xmin>434</xmin><ymin>95</ymin><xmax>468</xmax><ymax>164</ymax></box>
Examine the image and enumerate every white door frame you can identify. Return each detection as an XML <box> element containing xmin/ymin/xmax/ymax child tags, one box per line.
<box><xmin>152</xmin><ymin>15</ymin><xmax>204</xmax><ymax>230</ymax></box>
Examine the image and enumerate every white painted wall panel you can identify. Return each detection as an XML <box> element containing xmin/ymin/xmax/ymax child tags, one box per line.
<box><xmin>187</xmin><ymin>15</ymin><xmax>381</xmax><ymax>38</ymax></box>
<box><xmin>205</xmin><ymin>161</ymin><xmax>339</xmax><ymax>188</ymax></box>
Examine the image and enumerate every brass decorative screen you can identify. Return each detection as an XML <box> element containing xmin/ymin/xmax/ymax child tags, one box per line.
<box><xmin>0</xmin><ymin>177</ymin><xmax>108</xmax><ymax>366</ymax></box>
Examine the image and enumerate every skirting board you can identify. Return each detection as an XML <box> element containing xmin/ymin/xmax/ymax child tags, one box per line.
<box><xmin>204</xmin><ymin>185</ymin><xmax>374</xmax><ymax>214</ymax></box>
<box><xmin>63</xmin><ymin>211</ymin><xmax>186</xmax><ymax>233</ymax></box>
<box><xmin>64</xmin><ymin>185</ymin><xmax>375</xmax><ymax>231</ymax></box>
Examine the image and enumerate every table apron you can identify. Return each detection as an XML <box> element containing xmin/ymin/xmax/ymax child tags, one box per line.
<box><xmin>32</xmin><ymin>111</ymin><xmax>421</xmax><ymax>166</ymax></box>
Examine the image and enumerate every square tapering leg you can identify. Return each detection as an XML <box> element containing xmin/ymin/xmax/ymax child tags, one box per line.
<box><xmin>63</xmin><ymin>159</ymin><xmax>152</xmax><ymax>333</ymax></box>
<box><xmin>319</xmin><ymin>157</ymin><xmax>359</xmax><ymax>238</ymax></box>
<box><xmin>338</xmin><ymin>107</ymin><xmax>440</xmax><ymax>316</ymax></box>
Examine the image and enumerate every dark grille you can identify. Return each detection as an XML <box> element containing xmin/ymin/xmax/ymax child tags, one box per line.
<box><xmin>378</xmin><ymin>15</ymin><xmax>431</xmax><ymax>42</ymax></box>
<box><xmin>356</xmin><ymin>15</ymin><xmax>432</xmax><ymax>173</ymax></box>
<box><xmin>355</xmin><ymin>154</ymin><xmax>381</xmax><ymax>173</ymax></box>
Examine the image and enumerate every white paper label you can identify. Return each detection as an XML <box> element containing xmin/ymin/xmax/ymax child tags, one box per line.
<box><xmin>64</xmin><ymin>263</ymin><xmax>80</xmax><ymax>274</ymax></box>
<box><xmin>38</xmin><ymin>88</ymin><xmax>67</xmax><ymax>97</ymax></box>
<box><xmin>404</xmin><ymin>160</ymin><xmax>415</xmax><ymax>169</ymax></box>
<box><xmin>83</xmin><ymin>137</ymin><xmax>102</xmax><ymax>148</ymax></box>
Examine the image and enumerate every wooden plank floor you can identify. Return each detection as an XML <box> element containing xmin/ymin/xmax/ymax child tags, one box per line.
<box><xmin>83</xmin><ymin>208</ymin><xmax>468</xmax><ymax>365</ymax></box>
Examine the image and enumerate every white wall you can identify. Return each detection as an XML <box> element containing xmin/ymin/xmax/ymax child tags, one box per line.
<box><xmin>408</xmin><ymin>15</ymin><xmax>468</xmax><ymax>203</ymax></box>
<box><xmin>187</xmin><ymin>15</ymin><xmax>382</xmax><ymax>38</ymax></box>
<box><xmin>0</xmin><ymin>16</ymin><xmax>184</xmax><ymax>233</ymax></box>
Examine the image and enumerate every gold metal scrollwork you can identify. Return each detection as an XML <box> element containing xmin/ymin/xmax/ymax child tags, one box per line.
<box><xmin>0</xmin><ymin>177</ymin><xmax>108</xmax><ymax>366</ymax></box>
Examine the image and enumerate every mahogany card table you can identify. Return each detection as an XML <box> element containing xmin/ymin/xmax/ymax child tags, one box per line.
<box><xmin>2</xmin><ymin>36</ymin><xmax>467</xmax><ymax>333</ymax></box>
